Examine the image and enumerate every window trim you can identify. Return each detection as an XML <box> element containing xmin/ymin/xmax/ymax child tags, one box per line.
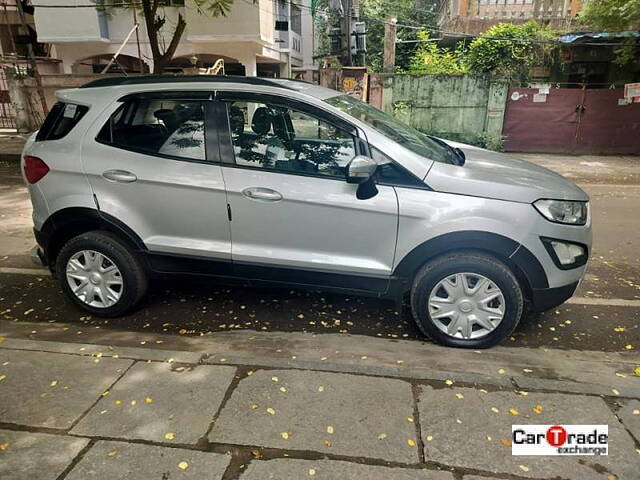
<box><xmin>216</xmin><ymin>92</ymin><xmax>363</xmax><ymax>181</ymax></box>
<box><xmin>95</xmin><ymin>93</ymin><xmax>217</xmax><ymax>165</ymax></box>
<box><xmin>36</xmin><ymin>102</ymin><xmax>89</xmax><ymax>142</ymax></box>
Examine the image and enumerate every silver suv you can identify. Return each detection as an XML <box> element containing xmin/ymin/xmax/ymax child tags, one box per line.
<box><xmin>22</xmin><ymin>76</ymin><xmax>591</xmax><ymax>348</ymax></box>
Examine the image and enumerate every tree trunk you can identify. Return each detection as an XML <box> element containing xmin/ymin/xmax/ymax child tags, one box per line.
<box><xmin>140</xmin><ymin>0</ymin><xmax>186</xmax><ymax>74</ymax></box>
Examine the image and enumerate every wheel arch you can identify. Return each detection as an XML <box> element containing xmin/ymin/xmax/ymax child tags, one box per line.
<box><xmin>393</xmin><ymin>231</ymin><xmax>549</xmax><ymax>300</ymax></box>
<box><xmin>38</xmin><ymin>207</ymin><xmax>146</xmax><ymax>269</ymax></box>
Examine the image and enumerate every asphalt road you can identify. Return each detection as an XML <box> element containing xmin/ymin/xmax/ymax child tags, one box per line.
<box><xmin>1</xmin><ymin>158</ymin><xmax>638</xmax><ymax>352</ymax></box>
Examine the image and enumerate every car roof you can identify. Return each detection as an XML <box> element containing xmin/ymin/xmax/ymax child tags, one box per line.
<box><xmin>78</xmin><ymin>75</ymin><xmax>340</xmax><ymax>101</ymax></box>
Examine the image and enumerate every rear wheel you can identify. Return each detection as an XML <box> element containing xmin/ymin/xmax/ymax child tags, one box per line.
<box><xmin>410</xmin><ymin>252</ymin><xmax>523</xmax><ymax>348</ymax></box>
<box><xmin>56</xmin><ymin>231</ymin><xmax>148</xmax><ymax>317</ymax></box>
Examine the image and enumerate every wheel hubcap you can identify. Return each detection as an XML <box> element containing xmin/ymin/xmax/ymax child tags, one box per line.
<box><xmin>428</xmin><ymin>272</ymin><xmax>505</xmax><ymax>340</ymax></box>
<box><xmin>65</xmin><ymin>250</ymin><xmax>123</xmax><ymax>308</ymax></box>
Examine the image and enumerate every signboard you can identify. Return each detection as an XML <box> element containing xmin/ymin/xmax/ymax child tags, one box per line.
<box><xmin>624</xmin><ymin>83</ymin><xmax>640</xmax><ymax>103</ymax></box>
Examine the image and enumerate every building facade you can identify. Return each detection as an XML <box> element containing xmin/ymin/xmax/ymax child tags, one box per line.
<box><xmin>32</xmin><ymin>0</ymin><xmax>316</xmax><ymax>77</ymax></box>
<box><xmin>438</xmin><ymin>0</ymin><xmax>584</xmax><ymax>34</ymax></box>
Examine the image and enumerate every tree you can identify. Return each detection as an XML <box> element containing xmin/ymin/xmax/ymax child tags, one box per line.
<box><xmin>465</xmin><ymin>22</ymin><xmax>557</xmax><ymax>83</ymax></box>
<box><xmin>99</xmin><ymin>0</ymin><xmax>235</xmax><ymax>74</ymax></box>
<box><xmin>359</xmin><ymin>0</ymin><xmax>438</xmax><ymax>72</ymax></box>
<box><xmin>578</xmin><ymin>0</ymin><xmax>640</xmax><ymax>65</ymax></box>
<box><xmin>578</xmin><ymin>0</ymin><xmax>640</xmax><ymax>30</ymax></box>
<box><xmin>406</xmin><ymin>31</ymin><xmax>469</xmax><ymax>74</ymax></box>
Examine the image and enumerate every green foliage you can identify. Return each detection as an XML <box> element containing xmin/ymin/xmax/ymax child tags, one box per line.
<box><xmin>465</xmin><ymin>22</ymin><xmax>557</xmax><ymax>82</ymax></box>
<box><xmin>578</xmin><ymin>0</ymin><xmax>640</xmax><ymax>30</ymax></box>
<box><xmin>406</xmin><ymin>31</ymin><xmax>469</xmax><ymax>74</ymax></box>
<box><xmin>359</xmin><ymin>0</ymin><xmax>438</xmax><ymax>72</ymax></box>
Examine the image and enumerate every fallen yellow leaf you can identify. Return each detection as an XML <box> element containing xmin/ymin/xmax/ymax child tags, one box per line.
<box><xmin>407</xmin><ymin>439</ymin><xmax>416</xmax><ymax>447</ymax></box>
<box><xmin>519</xmin><ymin>465</ymin><xmax>530</xmax><ymax>472</ymax></box>
<box><xmin>491</xmin><ymin>407</ymin><xmax>500</xmax><ymax>413</ymax></box>
<box><xmin>498</xmin><ymin>368</ymin><xmax>505</xmax><ymax>374</ymax></box>
<box><xmin>266</xmin><ymin>407</ymin><xmax>276</xmax><ymax>415</ymax></box>
<box><xmin>632</xmin><ymin>409</ymin><xmax>639</xmax><ymax>415</ymax></box>
<box><xmin>612</xmin><ymin>389</ymin><xmax>620</xmax><ymax>395</ymax></box>
<box><xmin>445</xmin><ymin>379</ymin><xmax>453</xmax><ymax>386</ymax></box>
<box><xmin>455</xmin><ymin>393</ymin><xmax>464</xmax><ymax>399</ymax></box>
<box><xmin>178</xmin><ymin>461</ymin><xmax>188</xmax><ymax>470</ymax></box>
<box><xmin>165</xmin><ymin>432</ymin><xmax>175</xmax><ymax>440</ymax></box>
<box><xmin>377</xmin><ymin>433</ymin><xmax>387</xmax><ymax>440</ymax></box>
<box><xmin>0</xmin><ymin>336</ymin><xmax>5</xmax><ymax>344</ymax></box>
<box><xmin>271</xmin><ymin>376</ymin><xmax>279</xmax><ymax>382</ymax></box>
<box><xmin>533</xmin><ymin>405</ymin><xmax>543</xmax><ymax>414</ymax></box>
<box><xmin>407</xmin><ymin>416</ymin><xmax>414</xmax><ymax>423</ymax></box>
<box><xmin>250</xmin><ymin>404</ymin><xmax>258</xmax><ymax>409</ymax></box>
<box><xmin>308</xmin><ymin>468</ymin><xmax>316</xmax><ymax>476</ymax></box>
<box><xmin>323</xmin><ymin>439</ymin><xmax>332</xmax><ymax>447</ymax></box>
<box><xmin>0</xmin><ymin>443</ymin><xmax>9</xmax><ymax>451</ymax></box>
<box><xmin>509</xmin><ymin>408</ymin><xmax>519</xmax><ymax>415</ymax></box>
<box><xmin>144</xmin><ymin>397</ymin><xmax>153</xmax><ymax>404</ymax></box>
<box><xmin>327</xmin><ymin>425</ymin><xmax>334</xmax><ymax>434</ymax></box>
<box><xmin>318</xmin><ymin>386</ymin><xmax>324</xmax><ymax>392</ymax></box>
<box><xmin>634</xmin><ymin>366</ymin><xmax>640</xmax><ymax>377</ymax></box>
<box><xmin>425</xmin><ymin>435</ymin><xmax>433</xmax><ymax>442</ymax></box>
<box><xmin>279</xmin><ymin>387</ymin><xmax>287</xmax><ymax>393</ymax></box>
<box><xmin>501</xmin><ymin>438</ymin><xmax>512</xmax><ymax>447</ymax></box>
<box><xmin>625</xmin><ymin>344</ymin><xmax>634</xmax><ymax>350</ymax></box>
<box><xmin>0</xmin><ymin>375</ymin><xmax>6</xmax><ymax>382</ymax></box>
<box><xmin>50</xmin><ymin>380</ymin><xmax>58</xmax><ymax>387</ymax></box>
<box><xmin>280</xmin><ymin>431</ymin><xmax>289</xmax><ymax>439</ymax></box>
<box><xmin>107</xmin><ymin>450</ymin><xmax>117</xmax><ymax>457</ymax></box>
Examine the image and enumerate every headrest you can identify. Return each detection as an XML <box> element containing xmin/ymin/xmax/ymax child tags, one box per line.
<box><xmin>251</xmin><ymin>107</ymin><xmax>272</xmax><ymax>135</ymax></box>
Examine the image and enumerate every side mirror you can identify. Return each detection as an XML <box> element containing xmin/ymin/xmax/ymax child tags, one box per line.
<box><xmin>346</xmin><ymin>155</ymin><xmax>377</xmax><ymax>184</ymax></box>
<box><xmin>346</xmin><ymin>156</ymin><xmax>379</xmax><ymax>200</ymax></box>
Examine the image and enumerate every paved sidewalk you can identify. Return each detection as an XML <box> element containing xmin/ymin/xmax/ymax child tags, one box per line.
<box><xmin>1</xmin><ymin>333</ymin><xmax>638</xmax><ymax>479</ymax></box>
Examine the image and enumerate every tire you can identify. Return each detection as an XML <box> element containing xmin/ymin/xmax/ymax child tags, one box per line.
<box><xmin>56</xmin><ymin>231</ymin><xmax>148</xmax><ymax>317</ymax></box>
<box><xmin>410</xmin><ymin>251</ymin><xmax>523</xmax><ymax>349</ymax></box>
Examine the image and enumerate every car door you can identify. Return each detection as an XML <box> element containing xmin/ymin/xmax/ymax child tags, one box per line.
<box><xmin>81</xmin><ymin>91</ymin><xmax>232</xmax><ymax>273</ymax></box>
<box><xmin>216</xmin><ymin>92</ymin><xmax>398</xmax><ymax>293</ymax></box>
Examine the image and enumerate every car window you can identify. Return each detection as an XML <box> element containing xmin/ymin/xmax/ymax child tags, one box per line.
<box><xmin>36</xmin><ymin>102</ymin><xmax>89</xmax><ymax>141</ymax></box>
<box><xmin>97</xmin><ymin>98</ymin><xmax>206</xmax><ymax>161</ymax></box>
<box><xmin>226</xmin><ymin>100</ymin><xmax>356</xmax><ymax>178</ymax></box>
<box><xmin>325</xmin><ymin>95</ymin><xmax>460</xmax><ymax>166</ymax></box>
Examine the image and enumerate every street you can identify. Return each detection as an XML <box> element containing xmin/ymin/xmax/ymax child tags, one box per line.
<box><xmin>1</xmin><ymin>153</ymin><xmax>639</xmax><ymax>479</ymax></box>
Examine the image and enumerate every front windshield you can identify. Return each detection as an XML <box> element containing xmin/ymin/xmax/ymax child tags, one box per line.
<box><xmin>325</xmin><ymin>94</ymin><xmax>456</xmax><ymax>165</ymax></box>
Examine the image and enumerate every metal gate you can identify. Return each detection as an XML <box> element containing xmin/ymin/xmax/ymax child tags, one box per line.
<box><xmin>502</xmin><ymin>87</ymin><xmax>640</xmax><ymax>154</ymax></box>
<box><xmin>0</xmin><ymin>69</ymin><xmax>17</xmax><ymax>130</ymax></box>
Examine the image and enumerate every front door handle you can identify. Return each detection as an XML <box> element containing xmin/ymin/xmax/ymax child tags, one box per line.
<box><xmin>102</xmin><ymin>169</ymin><xmax>137</xmax><ymax>183</ymax></box>
<box><xmin>242</xmin><ymin>187</ymin><xmax>283</xmax><ymax>202</ymax></box>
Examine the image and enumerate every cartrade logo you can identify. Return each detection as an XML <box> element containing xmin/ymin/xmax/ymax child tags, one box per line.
<box><xmin>512</xmin><ymin>425</ymin><xmax>608</xmax><ymax>455</ymax></box>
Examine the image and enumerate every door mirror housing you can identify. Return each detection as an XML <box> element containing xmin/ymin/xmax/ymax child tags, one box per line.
<box><xmin>346</xmin><ymin>155</ymin><xmax>377</xmax><ymax>184</ymax></box>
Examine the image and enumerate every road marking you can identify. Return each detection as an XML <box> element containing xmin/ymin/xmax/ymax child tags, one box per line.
<box><xmin>0</xmin><ymin>267</ymin><xmax>50</xmax><ymax>276</ymax></box>
<box><xmin>567</xmin><ymin>297</ymin><xmax>640</xmax><ymax>308</ymax></box>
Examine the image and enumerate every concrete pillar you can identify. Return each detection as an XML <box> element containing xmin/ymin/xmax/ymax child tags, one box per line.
<box><xmin>239</xmin><ymin>55</ymin><xmax>257</xmax><ymax>77</ymax></box>
<box><xmin>6</xmin><ymin>76</ymin><xmax>38</xmax><ymax>133</ymax></box>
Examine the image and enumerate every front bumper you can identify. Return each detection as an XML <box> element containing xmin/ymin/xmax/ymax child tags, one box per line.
<box><xmin>529</xmin><ymin>281</ymin><xmax>579</xmax><ymax>312</ymax></box>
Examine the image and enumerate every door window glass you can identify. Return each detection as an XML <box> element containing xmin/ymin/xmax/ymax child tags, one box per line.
<box><xmin>227</xmin><ymin>100</ymin><xmax>356</xmax><ymax>178</ymax></box>
<box><xmin>97</xmin><ymin>99</ymin><xmax>206</xmax><ymax>161</ymax></box>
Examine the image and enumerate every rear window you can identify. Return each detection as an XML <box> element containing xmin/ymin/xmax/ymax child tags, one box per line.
<box><xmin>36</xmin><ymin>102</ymin><xmax>89</xmax><ymax>141</ymax></box>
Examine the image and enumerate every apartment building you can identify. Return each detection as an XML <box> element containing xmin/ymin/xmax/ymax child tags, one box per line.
<box><xmin>32</xmin><ymin>0</ymin><xmax>316</xmax><ymax>77</ymax></box>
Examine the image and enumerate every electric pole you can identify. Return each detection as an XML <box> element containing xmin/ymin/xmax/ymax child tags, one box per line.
<box><xmin>383</xmin><ymin>15</ymin><xmax>397</xmax><ymax>73</ymax></box>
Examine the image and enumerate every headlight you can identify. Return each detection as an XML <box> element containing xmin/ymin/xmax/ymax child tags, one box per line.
<box><xmin>533</xmin><ymin>199</ymin><xmax>588</xmax><ymax>225</ymax></box>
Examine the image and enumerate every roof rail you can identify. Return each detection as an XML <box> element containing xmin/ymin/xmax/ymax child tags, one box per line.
<box><xmin>79</xmin><ymin>75</ymin><xmax>293</xmax><ymax>90</ymax></box>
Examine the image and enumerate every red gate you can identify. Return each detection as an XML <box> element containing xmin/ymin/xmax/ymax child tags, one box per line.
<box><xmin>502</xmin><ymin>87</ymin><xmax>640</xmax><ymax>154</ymax></box>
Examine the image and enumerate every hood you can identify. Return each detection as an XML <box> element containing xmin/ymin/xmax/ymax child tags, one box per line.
<box><xmin>425</xmin><ymin>141</ymin><xmax>589</xmax><ymax>204</ymax></box>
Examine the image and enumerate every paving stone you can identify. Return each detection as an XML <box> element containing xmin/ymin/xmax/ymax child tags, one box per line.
<box><xmin>71</xmin><ymin>362</ymin><xmax>236</xmax><ymax>444</ymax></box>
<box><xmin>0</xmin><ymin>429</ymin><xmax>89</xmax><ymax>480</ymax></box>
<box><xmin>64</xmin><ymin>440</ymin><xmax>231</xmax><ymax>480</ymax></box>
<box><xmin>239</xmin><ymin>458</ymin><xmax>453</xmax><ymax>479</ymax></box>
<box><xmin>0</xmin><ymin>349</ymin><xmax>133</xmax><ymax>428</ymax></box>
<box><xmin>209</xmin><ymin>369</ymin><xmax>419</xmax><ymax>463</ymax></box>
<box><xmin>617</xmin><ymin>398</ymin><xmax>640</xmax><ymax>442</ymax></box>
<box><xmin>418</xmin><ymin>386</ymin><xmax>638</xmax><ymax>479</ymax></box>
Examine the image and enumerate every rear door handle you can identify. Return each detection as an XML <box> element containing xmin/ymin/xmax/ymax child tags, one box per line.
<box><xmin>102</xmin><ymin>169</ymin><xmax>137</xmax><ymax>183</ymax></box>
<box><xmin>242</xmin><ymin>187</ymin><xmax>283</xmax><ymax>202</ymax></box>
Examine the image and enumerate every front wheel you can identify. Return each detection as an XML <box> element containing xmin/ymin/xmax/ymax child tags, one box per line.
<box><xmin>410</xmin><ymin>252</ymin><xmax>523</xmax><ymax>348</ymax></box>
<box><xmin>56</xmin><ymin>231</ymin><xmax>148</xmax><ymax>317</ymax></box>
